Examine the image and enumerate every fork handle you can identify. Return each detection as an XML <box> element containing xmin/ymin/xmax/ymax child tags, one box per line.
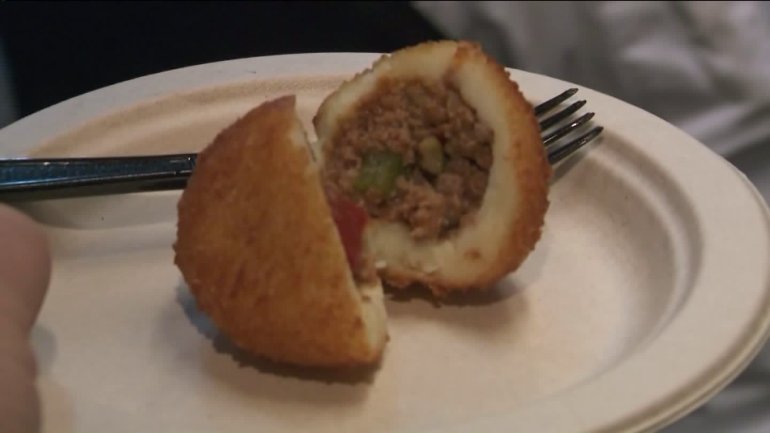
<box><xmin>0</xmin><ymin>154</ymin><xmax>197</xmax><ymax>201</ymax></box>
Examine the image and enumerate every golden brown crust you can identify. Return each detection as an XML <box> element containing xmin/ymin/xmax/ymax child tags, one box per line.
<box><xmin>315</xmin><ymin>40</ymin><xmax>550</xmax><ymax>296</ymax></box>
<box><xmin>174</xmin><ymin>96</ymin><xmax>384</xmax><ymax>366</ymax></box>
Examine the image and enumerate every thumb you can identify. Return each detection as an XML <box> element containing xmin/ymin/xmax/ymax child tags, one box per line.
<box><xmin>0</xmin><ymin>204</ymin><xmax>51</xmax><ymax>433</ymax></box>
<box><xmin>0</xmin><ymin>204</ymin><xmax>51</xmax><ymax>332</ymax></box>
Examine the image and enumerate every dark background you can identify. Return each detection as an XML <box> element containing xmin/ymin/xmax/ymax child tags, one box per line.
<box><xmin>0</xmin><ymin>1</ymin><xmax>445</xmax><ymax>117</ymax></box>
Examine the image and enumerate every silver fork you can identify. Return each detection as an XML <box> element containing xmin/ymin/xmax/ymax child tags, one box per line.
<box><xmin>0</xmin><ymin>89</ymin><xmax>603</xmax><ymax>201</ymax></box>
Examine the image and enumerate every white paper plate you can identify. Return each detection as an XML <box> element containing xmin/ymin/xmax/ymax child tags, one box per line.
<box><xmin>2</xmin><ymin>53</ymin><xmax>769</xmax><ymax>433</ymax></box>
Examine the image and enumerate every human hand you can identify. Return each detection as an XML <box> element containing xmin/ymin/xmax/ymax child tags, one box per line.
<box><xmin>0</xmin><ymin>204</ymin><xmax>51</xmax><ymax>433</ymax></box>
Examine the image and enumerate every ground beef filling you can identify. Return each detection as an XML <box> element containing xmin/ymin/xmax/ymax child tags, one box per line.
<box><xmin>325</xmin><ymin>78</ymin><xmax>494</xmax><ymax>241</ymax></box>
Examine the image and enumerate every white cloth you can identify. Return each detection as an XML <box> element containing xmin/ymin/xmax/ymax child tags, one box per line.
<box><xmin>415</xmin><ymin>0</ymin><xmax>770</xmax><ymax>203</ymax></box>
<box><xmin>415</xmin><ymin>1</ymin><xmax>770</xmax><ymax>432</ymax></box>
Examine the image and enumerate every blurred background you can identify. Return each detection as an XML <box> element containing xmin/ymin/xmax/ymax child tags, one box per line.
<box><xmin>1</xmin><ymin>1</ymin><xmax>769</xmax><ymax>432</ymax></box>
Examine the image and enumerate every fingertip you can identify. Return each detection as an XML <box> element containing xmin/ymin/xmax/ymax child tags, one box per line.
<box><xmin>0</xmin><ymin>204</ymin><xmax>52</xmax><ymax>330</ymax></box>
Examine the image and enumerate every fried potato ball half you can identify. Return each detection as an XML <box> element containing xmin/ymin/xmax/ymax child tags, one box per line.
<box><xmin>315</xmin><ymin>41</ymin><xmax>551</xmax><ymax>295</ymax></box>
<box><xmin>174</xmin><ymin>96</ymin><xmax>387</xmax><ymax>367</ymax></box>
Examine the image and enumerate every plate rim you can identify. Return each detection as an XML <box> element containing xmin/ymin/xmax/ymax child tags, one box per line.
<box><xmin>3</xmin><ymin>52</ymin><xmax>770</xmax><ymax>433</ymax></box>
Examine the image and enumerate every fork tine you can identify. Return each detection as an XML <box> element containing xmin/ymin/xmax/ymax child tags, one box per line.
<box><xmin>548</xmin><ymin>126</ymin><xmax>604</xmax><ymax>164</ymax></box>
<box><xmin>534</xmin><ymin>88</ymin><xmax>578</xmax><ymax>116</ymax></box>
<box><xmin>539</xmin><ymin>99</ymin><xmax>586</xmax><ymax>130</ymax></box>
<box><xmin>543</xmin><ymin>112</ymin><xmax>595</xmax><ymax>146</ymax></box>
<box><xmin>536</xmin><ymin>88</ymin><xmax>603</xmax><ymax>164</ymax></box>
